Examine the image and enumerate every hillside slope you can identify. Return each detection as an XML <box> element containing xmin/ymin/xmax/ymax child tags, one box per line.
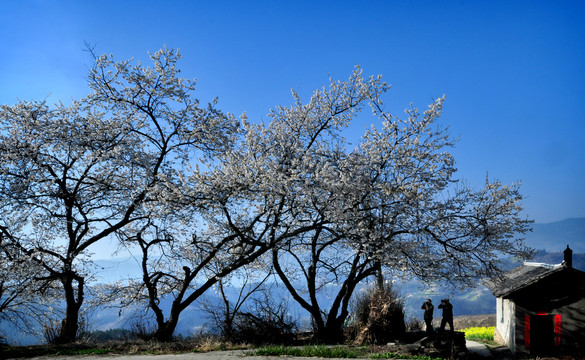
<box><xmin>525</xmin><ymin>217</ymin><xmax>585</xmax><ymax>253</ymax></box>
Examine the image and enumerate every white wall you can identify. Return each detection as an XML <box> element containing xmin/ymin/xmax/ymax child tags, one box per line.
<box><xmin>495</xmin><ymin>297</ymin><xmax>516</xmax><ymax>353</ymax></box>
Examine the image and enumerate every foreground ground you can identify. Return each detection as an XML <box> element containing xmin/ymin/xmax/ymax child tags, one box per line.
<box><xmin>0</xmin><ymin>315</ymin><xmax>535</xmax><ymax>359</ymax></box>
<box><xmin>1</xmin><ymin>338</ymin><xmax>515</xmax><ymax>360</ymax></box>
<box><xmin>2</xmin><ymin>344</ymin><xmax>505</xmax><ymax>360</ymax></box>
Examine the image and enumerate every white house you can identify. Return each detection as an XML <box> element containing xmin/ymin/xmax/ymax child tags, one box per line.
<box><xmin>489</xmin><ymin>246</ymin><xmax>585</xmax><ymax>357</ymax></box>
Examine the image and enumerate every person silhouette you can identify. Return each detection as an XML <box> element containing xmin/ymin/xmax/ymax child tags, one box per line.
<box><xmin>438</xmin><ymin>298</ymin><xmax>454</xmax><ymax>334</ymax></box>
<box><xmin>421</xmin><ymin>299</ymin><xmax>434</xmax><ymax>336</ymax></box>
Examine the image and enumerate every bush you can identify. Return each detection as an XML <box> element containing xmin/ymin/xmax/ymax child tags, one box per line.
<box><xmin>348</xmin><ymin>284</ymin><xmax>406</xmax><ymax>344</ymax></box>
<box><xmin>42</xmin><ymin>318</ymin><xmax>62</xmax><ymax>344</ymax></box>
<box><xmin>130</xmin><ymin>319</ymin><xmax>158</xmax><ymax>340</ymax></box>
<box><xmin>228</xmin><ymin>295</ymin><xmax>297</xmax><ymax>345</ymax></box>
<box><xmin>405</xmin><ymin>317</ymin><xmax>423</xmax><ymax>332</ymax></box>
<box><xmin>41</xmin><ymin>313</ymin><xmax>93</xmax><ymax>344</ymax></box>
<box><xmin>84</xmin><ymin>328</ymin><xmax>135</xmax><ymax>342</ymax></box>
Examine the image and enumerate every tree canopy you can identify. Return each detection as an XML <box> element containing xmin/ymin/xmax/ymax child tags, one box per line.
<box><xmin>205</xmin><ymin>67</ymin><xmax>532</xmax><ymax>341</ymax></box>
<box><xmin>0</xmin><ymin>47</ymin><xmax>532</xmax><ymax>343</ymax></box>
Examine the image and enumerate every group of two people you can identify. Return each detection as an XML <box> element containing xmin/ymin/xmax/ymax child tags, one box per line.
<box><xmin>421</xmin><ymin>298</ymin><xmax>453</xmax><ymax>337</ymax></box>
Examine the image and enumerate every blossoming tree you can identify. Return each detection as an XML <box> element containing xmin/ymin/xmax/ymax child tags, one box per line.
<box><xmin>0</xmin><ymin>47</ymin><xmax>238</xmax><ymax>343</ymax></box>
<box><xmin>212</xmin><ymin>68</ymin><xmax>533</xmax><ymax>342</ymax></box>
<box><xmin>0</xmin><ymin>237</ymin><xmax>46</xmax><ymax>335</ymax></box>
<box><xmin>0</xmin><ymin>47</ymin><xmax>533</xmax><ymax>344</ymax></box>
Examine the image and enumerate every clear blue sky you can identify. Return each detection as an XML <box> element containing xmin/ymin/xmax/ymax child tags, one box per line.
<box><xmin>1</xmin><ymin>0</ymin><xmax>584</xmax><ymax>224</ymax></box>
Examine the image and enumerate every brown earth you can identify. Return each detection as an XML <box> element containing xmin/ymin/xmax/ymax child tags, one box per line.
<box><xmin>1</xmin><ymin>315</ymin><xmax>499</xmax><ymax>359</ymax></box>
<box><xmin>433</xmin><ymin>314</ymin><xmax>497</xmax><ymax>329</ymax></box>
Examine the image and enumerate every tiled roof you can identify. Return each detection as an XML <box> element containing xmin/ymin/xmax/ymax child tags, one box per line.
<box><xmin>488</xmin><ymin>262</ymin><xmax>565</xmax><ymax>298</ymax></box>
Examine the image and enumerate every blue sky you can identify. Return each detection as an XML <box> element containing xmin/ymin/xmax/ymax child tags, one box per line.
<box><xmin>1</xmin><ymin>0</ymin><xmax>584</xmax><ymax>224</ymax></box>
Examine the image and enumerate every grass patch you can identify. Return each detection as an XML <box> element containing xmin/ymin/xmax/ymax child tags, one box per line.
<box><xmin>55</xmin><ymin>348</ymin><xmax>111</xmax><ymax>356</ymax></box>
<box><xmin>254</xmin><ymin>345</ymin><xmax>445</xmax><ymax>359</ymax></box>
<box><xmin>0</xmin><ymin>338</ymin><xmax>246</xmax><ymax>358</ymax></box>
<box><xmin>370</xmin><ymin>352</ymin><xmax>443</xmax><ymax>360</ymax></box>
<box><xmin>254</xmin><ymin>345</ymin><xmax>359</xmax><ymax>358</ymax></box>
<box><xmin>0</xmin><ymin>346</ymin><xmax>113</xmax><ymax>358</ymax></box>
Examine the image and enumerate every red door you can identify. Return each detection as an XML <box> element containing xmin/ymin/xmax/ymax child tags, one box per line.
<box><xmin>524</xmin><ymin>314</ymin><xmax>561</xmax><ymax>356</ymax></box>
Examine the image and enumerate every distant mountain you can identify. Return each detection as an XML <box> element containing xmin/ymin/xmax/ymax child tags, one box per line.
<box><xmin>524</xmin><ymin>217</ymin><xmax>585</xmax><ymax>253</ymax></box>
<box><xmin>89</xmin><ymin>218</ymin><xmax>585</xmax><ymax>282</ymax></box>
<box><xmin>529</xmin><ymin>251</ymin><xmax>585</xmax><ymax>270</ymax></box>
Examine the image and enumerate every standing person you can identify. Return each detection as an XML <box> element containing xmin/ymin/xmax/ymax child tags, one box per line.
<box><xmin>438</xmin><ymin>298</ymin><xmax>454</xmax><ymax>334</ymax></box>
<box><xmin>421</xmin><ymin>299</ymin><xmax>434</xmax><ymax>336</ymax></box>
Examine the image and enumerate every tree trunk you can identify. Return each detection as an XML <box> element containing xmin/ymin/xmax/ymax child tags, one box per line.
<box><xmin>314</xmin><ymin>317</ymin><xmax>346</xmax><ymax>344</ymax></box>
<box><xmin>152</xmin><ymin>299</ymin><xmax>184</xmax><ymax>342</ymax></box>
<box><xmin>55</xmin><ymin>272</ymin><xmax>83</xmax><ymax>344</ymax></box>
<box><xmin>57</xmin><ymin>305</ymin><xmax>80</xmax><ymax>344</ymax></box>
<box><xmin>153</xmin><ymin>316</ymin><xmax>179</xmax><ymax>342</ymax></box>
<box><xmin>375</xmin><ymin>260</ymin><xmax>384</xmax><ymax>290</ymax></box>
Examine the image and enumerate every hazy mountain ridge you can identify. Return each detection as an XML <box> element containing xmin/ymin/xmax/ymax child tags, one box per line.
<box><xmin>525</xmin><ymin>217</ymin><xmax>585</xmax><ymax>253</ymax></box>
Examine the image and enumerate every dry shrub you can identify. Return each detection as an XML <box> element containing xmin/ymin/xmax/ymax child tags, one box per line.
<box><xmin>405</xmin><ymin>317</ymin><xmax>423</xmax><ymax>332</ymax></box>
<box><xmin>228</xmin><ymin>295</ymin><xmax>297</xmax><ymax>345</ymax></box>
<box><xmin>130</xmin><ymin>319</ymin><xmax>157</xmax><ymax>340</ymax></box>
<box><xmin>348</xmin><ymin>284</ymin><xmax>406</xmax><ymax>344</ymax></box>
<box><xmin>193</xmin><ymin>335</ymin><xmax>230</xmax><ymax>352</ymax></box>
<box><xmin>42</xmin><ymin>318</ymin><xmax>62</xmax><ymax>345</ymax></box>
